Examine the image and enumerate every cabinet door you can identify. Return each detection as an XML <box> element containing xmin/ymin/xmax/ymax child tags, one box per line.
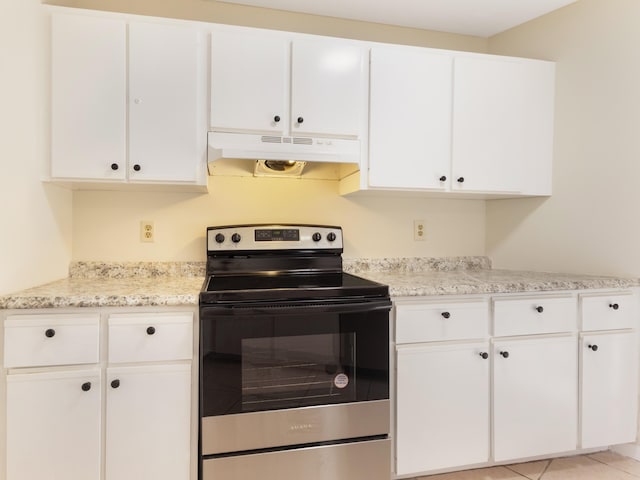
<box><xmin>106</xmin><ymin>364</ymin><xmax>191</xmax><ymax>480</ymax></box>
<box><xmin>129</xmin><ymin>22</ymin><xmax>205</xmax><ymax>183</ymax></box>
<box><xmin>6</xmin><ymin>369</ymin><xmax>101</xmax><ymax>480</ymax></box>
<box><xmin>581</xmin><ymin>331</ymin><xmax>639</xmax><ymax>448</ymax></box>
<box><xmin>493</xmin><ymin>335</ymin><xmax>577</xmax><ymax>461</ymax></box>
<box><xmin>51</xmin><ymin>14</ymin><xmax>126</xmax><ymax>180</ymax></box>
<box><xmin>210</xmin><ymin>29</ymin><xmax>289</xmax><ymax>134</ymax></box>
<box><xmin>291</xmin><ymin>39</ymin><xmax>364</xmax><ymax>138</ymax></box>
<box><xmin>369</xmin><ymin>47</ymin><xmax>452</xmax><ymax>189</ymax></box>
<box><xmin>452</xmin><ymin>56</ymin><xmax>534</xmax><ymax>194</ymax></box>
<box><xmin>396</xmin><ymin>341</ymin><xmax>490</xmax><ymax>475</ymax></box>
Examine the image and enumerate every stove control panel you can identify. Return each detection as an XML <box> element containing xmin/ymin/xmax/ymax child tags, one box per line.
<box><xmin>207</xmin><ymin>225</ymin><xmax>343</xmax><ymax>251</ymax></box>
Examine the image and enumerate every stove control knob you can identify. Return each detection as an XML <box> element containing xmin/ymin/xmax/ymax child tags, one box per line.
<box><xmin>214</xmin><ymin>233</ymin><xmax>225</xmax><ymax>244</ymax></box>
<box><xmin>327</xmin><ymin>232</ymin><xmax>337</xmax><ymax>242</ymax></box>
<box><xmin>312</xmin><ymin>232</ymin><xmax>322</xmax><ymax>242</ymax></box>
<box><xmin>231</xmin><ymin>233</ymin><xmax>241</xmax><ymax>243</ymax></box>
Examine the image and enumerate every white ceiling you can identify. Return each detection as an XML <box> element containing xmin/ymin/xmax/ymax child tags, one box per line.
<box><xmin>218</xmin><ymin>0</ymin><xmax>578</xmax><ymax>37</ymax></box>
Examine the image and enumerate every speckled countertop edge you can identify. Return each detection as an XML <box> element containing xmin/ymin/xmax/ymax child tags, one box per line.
<box><xmin>1</xmin><ymin>257</ymin><xmax>638</xmax><ymax>309</ymax></box>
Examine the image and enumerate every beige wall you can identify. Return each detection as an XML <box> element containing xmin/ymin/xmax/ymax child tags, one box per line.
<box><xmin>72</xmin><ymin>178</ymin><xmax>485</xmax><ymax>261</ymax></box>
<box><xmin>0</xmin><ymin>0</ymin><xmax>72</xmax><ymax>295</ymax></box>
<box><xmin>46</xmin><ymin>0</ymin><xmax>489</xmax><ymax>263</ymax></box>
<box><xmin>486</xmin><ymin>0</ymin><xmax>640</xmax><ymax>277</ymax></box>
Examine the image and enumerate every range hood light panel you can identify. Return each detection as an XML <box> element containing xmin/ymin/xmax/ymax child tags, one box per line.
<box><xmin>254</xmin><ymin>159</ymin><xmax>307</xmax><ymax>177</ymax></box>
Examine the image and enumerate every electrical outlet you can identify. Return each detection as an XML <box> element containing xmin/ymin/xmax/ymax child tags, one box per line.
<box><xmin>414</xmin><ymin>220</ymin><xmax>426</xmax><ymax>241</ymax></box>
<box><xmin>140</xmin><ymin>221</ymin><xmax>154</xmax><ymax>243</ymax></box>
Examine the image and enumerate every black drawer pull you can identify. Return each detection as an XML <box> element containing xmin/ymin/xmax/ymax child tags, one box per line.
<box><xmin>441</xmin><ymin>312</ymin><xmax>451</xmax><ymax>319</ymax></box>
<box><xmin>535</xmin><ymin>306</ymin><xmax>544</xmax><ymax>313</ymax></box>
<box><xmin>81</xmin><ymin>382</ymin><xmax>91</xmax><ymax>392</ymax></box>
<box><xmin>45</xmin><ymin>328</ymin><xmax>56</xmax><ymax>338</ymax></box>
<box><xmin>479</xmin><ymin>352</ymin><xmax>489</xmax><ymax>359</ymax></box>
<box><xmin>146</xmin><ymin>326</ymin><xmax>156</xmax><ymax>335</ymax></box>
<box><xmin>588</xmin><ymin>344</ymin><xmax>599</xmax><ymax>352</ymax></box>
<box><xmin>500</xmin><ymin>351</ymin><xmax>509</xmax><ymax>359</ymax></box>
<box><xmin>609</xmin><ymin>303</ymin><xmax>620</xmax><ymax>310</ymax></box>
<box><xmin>111</xmin><ymin>379</ymin><xmax>121</xmax><ymax>389</ymax></box>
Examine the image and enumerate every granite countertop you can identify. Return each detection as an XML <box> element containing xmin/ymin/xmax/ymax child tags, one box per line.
<box><xmin>1</xmin><ymin>257</ymin><xmax>638</xmax><ymax>310</ymax></box>
<box><xmin>0</xmin><ymin>262</ymin><xmax>206</xmax><ymax>310</ymax></box>
<box><xmin>343</xmin><ymin>257</ymin><xmax>640</xmax><ymax>296</ymax></box>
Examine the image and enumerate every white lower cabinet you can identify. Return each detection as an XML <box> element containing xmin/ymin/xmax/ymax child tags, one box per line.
<box><xmin>6</xmin><ymin>369</ymin><xmax>102</xmax><ymax>480</ymax></box>
<box><xmin>394</xmin><ymin>289</ymin><xmax>638</xmax><ymax>478</ymax></box>
<box><xmin>580</xmin><ymin>330</ymin><xmax>639</xmax><ymax>448</ymax></box>
<box><xmin>492</xmin><ymin>335</ymin><xmax>578</xmax><ymax>461</ymax></box>
<box><xmin>106</xmin><ymin>364</ymin><xmax>192</xmax><ymax>480</ymax></box>
<box><xmin>396</xmin><ymin>341</ymin><xmax>490</xmax><ymax>475</ymax></box>
<box><xmin>3</xmin><ymin>309</ymin><xmax>195</xmax><ymax>480</ymax></box>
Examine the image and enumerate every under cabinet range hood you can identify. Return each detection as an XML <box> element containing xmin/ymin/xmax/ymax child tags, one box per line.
<box><xmin>207</xmin><ymin>132</ymin><xmax>361</xmax><ymax>178</ymax></box>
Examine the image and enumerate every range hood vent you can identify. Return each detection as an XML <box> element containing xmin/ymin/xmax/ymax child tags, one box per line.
<box><xmin>207</xmin><ymin>132</ymin><xmax>361</xmax><ymax>177</ymax></box>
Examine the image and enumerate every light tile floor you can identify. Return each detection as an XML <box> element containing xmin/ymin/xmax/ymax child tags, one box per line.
<box><xmin>414</xmin><ymin>451</ymin><xmax>640</xmax><ymax>479</ymax></box>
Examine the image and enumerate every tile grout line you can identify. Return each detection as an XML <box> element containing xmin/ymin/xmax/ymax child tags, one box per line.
<box><xmin>503</xmin><ymin>464</ymin><xmax>540</xmax><ymax>480</ymax></box>
<box><xmin>587</xmin><ymin>453</ymin><xmax>640</xmax><ymax>478</ymax></box>
<box><xmin>538</xmin><ymin>459</ymin><xmax>552</xmax><ymax>479</ymax></box>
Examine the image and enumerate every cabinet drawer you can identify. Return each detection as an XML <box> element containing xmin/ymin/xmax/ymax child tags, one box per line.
<box><xmin>396</xmin><ymin>300</ymin><xmax>489</xmax><ymax>343</ymax></box>
<box><xmin>108</xmin><ymin>312</ymin><xmax>193</xmax><ymax>363</ymax></box>
<box><xmin>4</xmin><ymin>314</ymin><xmax>99</xmax><ymax>368</ymax></box>
<box><xmin>581</xmin><ymin>292</ymin><xmax>637</xmax><ymax>331</ymax></box>
<box><xmin>493</xmin><ymin>295</ymin><xmax>576</xmax><ymax>337</ymax></box>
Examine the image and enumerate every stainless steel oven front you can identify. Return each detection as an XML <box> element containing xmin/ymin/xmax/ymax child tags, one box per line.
<box><xmin>199</xmin><ymin>299</ymin><xmax>391</xmax><ymax>480</ymax></box>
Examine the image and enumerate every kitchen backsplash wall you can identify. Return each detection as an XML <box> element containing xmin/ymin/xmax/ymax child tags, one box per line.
<box><xmin>72</xmin><ymin>176</ymin><xmax>486</xmax><ymax>261</ymax></box>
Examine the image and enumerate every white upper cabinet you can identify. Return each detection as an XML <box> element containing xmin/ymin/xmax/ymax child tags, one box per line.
<box><xmin>128</xmin><ymin>22</ymin><xmax>205</xmax><ymax>183</ymax></box>
<box><xmin>364</xmin><ymin>47</ymin><xmax>555</xmax><ymax>196</ymax></box>
<box><xmin>210</xmin><ymin>27</ymin><xmax>365</xmax><ymax>138</ymax></box>
<box><xmin>368</xmin><ymin>47</ymin><xmax>452</xmax><ymax>189</ymax></box>
<box><xmin>452</xmin><ymin>55</ymin><xmax>555</xmax><ymax>195</ymax></box>
<box><xmin>290</xmin><ymin>39</ymin><xmax>364</xmax><ymax>137</ymax></box>
<box><xmin>51</xmin><ymin>14</ymin><xmax>127</xmax><ymax>180</ymax></box>
<box><xmin>50</xmin><ymin>13</ymin><xmax>207</xmax><ymax>188</ymax></box>
<box><xmin>210</xmin><ymin>29</ymin><xmax>289</xmax><ymax>135</ymax></box>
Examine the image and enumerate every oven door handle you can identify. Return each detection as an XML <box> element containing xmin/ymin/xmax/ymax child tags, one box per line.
<box><xmin>200</xmin><ymin>298</ymin><xmax>392</xmax><ymax>316</ymax></box>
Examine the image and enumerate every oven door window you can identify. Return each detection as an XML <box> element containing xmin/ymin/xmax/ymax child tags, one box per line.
<box><xmin>200</xmin><ymin>306</ymin><xmax>389</xmax><ymax>417</ymax></box>
<box><xmin>241</xmin><ymin>333</ymin><xmax>355</xmax><ymax>412</ymax></box>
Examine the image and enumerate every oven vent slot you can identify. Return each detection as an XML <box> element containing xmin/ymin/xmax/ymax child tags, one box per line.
<box><xmin>261</xmin><ymin>136</ymin><xmax>282</xmax><ymax>143</ymax></box>
<box><xmin>292</xmin><ymin>137</ymin><xmax>313</xmax><ymax>145</ymax></box>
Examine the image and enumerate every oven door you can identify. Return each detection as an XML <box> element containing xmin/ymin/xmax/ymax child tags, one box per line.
<box><xmin>199</xmin><ymin>298</ymin><xmax>391</xmax><ymax>455</ymax></box>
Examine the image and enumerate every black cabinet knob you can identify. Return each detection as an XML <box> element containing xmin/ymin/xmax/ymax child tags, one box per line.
<box><xmin>535</xmin><ymin>306</ymin><xmax>544</xmax><ymax>313</ymax></box>
<box><xmin>214</xmin><ymin>233</ymin><xmax>225</xmax><ymax>244</ymax></box>
<box><xmin>457</xmin><ymin>177</ymin><xmax>465</xmax><ymax>183</ymax></box>
<box><xmin>231</xmin><ymin>233</ymin><xmax>241</xmax><ymax>243</ymax></box>
<box><xmin>111</xmin><ymin>163</ymin><xmax>119</xmax><ymax>171</ymax></box>
<box><xmin>81</xmin><ymin>382</ymin><xmax>91</xmax><ymax>392</ymax></box>
<box><xmin>273</xmin><ymin>115</ymin><xmax>281</xmax><ymax>123</ymax></box>
<box><xmin>45</xmin><ymin>328</ymin><xmax>56</xmax><ymax>338</ymax></box>
<box><xmin>479</xmin><ymin>352</ymin><xmax>489</xmax><ymax>359</ymax></box>
<box><xmin>133</xmin><ymin>164</ymin><xmax>141</xmax><ymax>172</ymax></box>
<box><xmin>441</xmin><ymin>312</ymin><xmax>451</xmax><ymax>319</ymax></box>
<box><xmin>439</xmin><ymin>176</ymin><xmax>447</xmax><ymax>182</ymax></box>
<box><xmin>146</xmin><ymin>326</ymin><xmax>156</xmax><ymax>335</ymax></box>
<box><xmin>312</xmin><ymin>232</ymin><xmax>322</xmax><ymax>242</ymax></box>
<box><xmin>500</xmin><ymin>351</ymin><xmax>509</xmax><ymax>358</ymax></box>
<box><xmin>327</xmin><ymin>232</ymin><xmax>337</xmax><ymax>242</ymax></box>
<box><xmin>111</xmin><ymin>379</ymin><xmax>120</xmax><ymax>389</ymax></box>
<box><xmin>297</xmin><ymin>116</ymin><xmax>304</xmax><ymax>124</ymax></box>
<box><xmin>609</xmin><ymin>303</ymin><xmax>620</xmax><ymax>310</ymax></box>
<box><xmin>588</xmin><ymin>344</ymin><xmax>599</xmax><ymax>351</ymax></box>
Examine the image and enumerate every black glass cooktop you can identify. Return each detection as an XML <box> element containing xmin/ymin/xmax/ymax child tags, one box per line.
<box><xmin>200</xmin><ymin>272</ymin><xmax>388</xmax><ymax>303</ymax></box>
